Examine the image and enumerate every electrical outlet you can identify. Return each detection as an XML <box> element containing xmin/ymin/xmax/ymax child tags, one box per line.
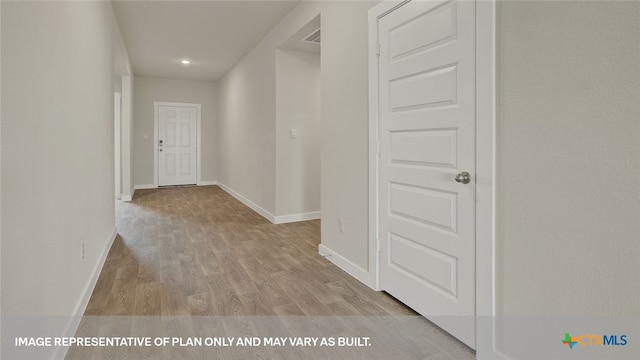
<box><xmin>81</xmin><ymin>243</ymin><xmax>85</xmax><ymax>261</ymax></box>
<box><xmin>338</xmin><ymin>218</ymin><xmax>345</xmax><ymax>233</ymax></box>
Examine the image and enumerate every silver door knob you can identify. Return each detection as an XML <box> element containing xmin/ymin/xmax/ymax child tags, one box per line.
<box><xmin>455</xmin><ymin>171</ymin><xmax>471</xmax><ymax>184</ymax></box>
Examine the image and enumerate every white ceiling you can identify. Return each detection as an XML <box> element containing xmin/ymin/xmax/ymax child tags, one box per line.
<box><xmin>112</xmin><ymin>1</ymin><xmax>301</xmax><ymax>82</ymax></box>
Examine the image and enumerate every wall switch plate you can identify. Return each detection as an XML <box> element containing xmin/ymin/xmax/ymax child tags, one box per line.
<box><xmin>338</xmin><ymin>218</ymin><xmax>345</xmax><ymax>233</ymax></box>
<box><xmin>290</xmin><ymin>128</ymin><xmax>297</xmax><ymax>139</ymax></box>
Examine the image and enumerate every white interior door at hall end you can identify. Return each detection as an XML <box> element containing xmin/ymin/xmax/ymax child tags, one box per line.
<box><xmin>158</xmin><ymin>106</ymin><xmax>197</xmax><ymax>186</ymax></box>
<box><xmin>377</xmin><ymin>0</ymin><xmax>476</xmax><ymax>348</ymax></box>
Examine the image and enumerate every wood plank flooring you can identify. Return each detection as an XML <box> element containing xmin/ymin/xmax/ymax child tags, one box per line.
<box><xmin>85</xmin><ymin>186</ymin><xmax>412</xmax><ymax>317</ymax></box>
<box><xmin>74</xmin><ymin>185</ymin><xmax>474</xmax><ymax>359</ymax></box>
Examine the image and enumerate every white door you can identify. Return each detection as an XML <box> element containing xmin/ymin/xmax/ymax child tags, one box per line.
<box><xmin>158</xmin><ymin>105</ymin><xmax>197</xmax><ymax>186</ymax></box>
<box><xmin>377</xmin><ymin>0</ymin><xmax>476</xmax><ymax>348</ymax></box>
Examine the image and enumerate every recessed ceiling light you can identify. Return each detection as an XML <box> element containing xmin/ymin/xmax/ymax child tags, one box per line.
<box><xmin>181</xmin><ymin>59</ymin><xmax>191</xmax><ymax>65</ymax></box>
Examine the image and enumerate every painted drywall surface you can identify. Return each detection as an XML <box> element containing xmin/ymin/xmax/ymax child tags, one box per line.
<box><xmin>217</xmin><ymin>50</ymin><xmax>278</xmax><ymax>215</ymax></box>
<box><xmin>121</xmin><ymin>75</ymin><xmax>134</xmax><ymax>198</ymax></box>
<box><xmin>132</xmin><ymin>76</ymin><xmax>218</xmax><ymax>186</ymax></box>
<box><xmin>114</xmin><ymin>21</ymin><xmax>132</xmax><ymax>235</ymax></box>
<box><xmin>496</xmin><ymin>1</ymin><xmax>640</xmax><ymax>317</ymax></box>
<box><xmin>1</xmin><ymin>0</ymin><xmax>117</xmax><ymax>319</ymax></box>
<box><xmin>113</xmin><ymin>77</ymin><xmax>122</xmax><ymax>93</ymax></box>
<box><xmin>218</xmin><ymin>1</ymin><xmax>377</xmax><ymax>270</ymax></box>
<box><xmin>275</xmin><ymin>49</ymin><xmax>321</xmax><ymax>216</ymax></box>
<box><xmin>111</xmin><ymin>4</ymin><xmax>132</xmax><ymax>198</ymax></box>
<box><xmin>112</xmin><ymin>7</ymin><xmax>131</xmax><ymax>79</ymax></box>
<box><xmin>217</xmin><ymin>2</ymin><xmax>323</xmax><ymax>216</ymax></box>
<box><xmin>0</xmin><ymin>4</ymin><xmax>3</xmax><ymax>351</ymax></box>
<box><xmin>319</xmin><ymin>1</ymin><xmax>377</xmax><ymax>270</ymax></box>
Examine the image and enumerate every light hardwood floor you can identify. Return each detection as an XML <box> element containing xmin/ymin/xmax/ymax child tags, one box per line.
<box><xmin>71</xmin><ymin>185</ymin><xmax>474</xmax><ymax>359</ymax></box>
<box><xmin>85</xmin><ymin>185</ymin><xmax>416</xmax><ymax>317</ymax></box>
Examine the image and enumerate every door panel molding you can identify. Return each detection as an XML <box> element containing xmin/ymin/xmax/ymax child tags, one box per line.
<box><xmin>378</xmin><ymin>0</ymin><xmax>476</xmax><ymax>347</ymax></box>
<box><xmin>368</xmin><ymin>0</ymin><xmax>498</xmax><ymax>358</ymax></box>
<box><xmin>153</xmin><ymin>101</ymin><xmax>202</xmax><ymax>187</ymax></box>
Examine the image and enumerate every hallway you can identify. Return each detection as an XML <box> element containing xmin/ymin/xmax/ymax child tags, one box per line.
<box><xmin>85</xmin><ymin>186</ymin><xmax>412</xmax><ymax>317</ymax></box>
<box><xmin>73</xmin><ymin>186</ymin><xmax>474</xmax><ymax>359</ymax></box>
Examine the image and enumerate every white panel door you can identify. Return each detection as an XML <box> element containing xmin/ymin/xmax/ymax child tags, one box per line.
<box><xmin>158</xmin><ymin>105</ymin><xmax>197</xmax><ymax>186</ymax></box>
<box><xmin>377</xmin><ymin>0</ymin><xmax>476</xmax><ymax>348</ymax></box>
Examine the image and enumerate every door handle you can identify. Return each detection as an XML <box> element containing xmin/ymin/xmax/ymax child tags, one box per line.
<box><xmin>455</xmin><ymin>171</ymin><xmax>471</xmax><ymax>184</ymax></box>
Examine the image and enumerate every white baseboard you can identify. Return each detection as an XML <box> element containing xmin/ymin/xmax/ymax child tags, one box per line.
<box><xmin>197</xmin><ymin>180</ymin><xmax>218</xmax><ymax>186</ymax></box>
<box><xmin>318</xmin><ymin>244</ymin><xmax>371</xmax><ymax>287</ymax></box>
<box><xmin>477</xmin><ymin>348</ymin><xmax>511</xmax><ymax>360</ymax></box>
<box><xmin>120</xmin><ymin>189</ymin><xmax>134</xmax><ymax>202</ymax></box>
<box><xmin>74</xmin><ymin>227</ymin><xmax>117</xmax><ymax>316</ymax></box>
<box><xmin>217</xmin><ymin>182</ymin><xmax>276</xmax><ymax>223</ymax></box>
<box><xmin>134</xmin><ymin>182</ymin><xmax>218</xmax><ymax>190</ymax></box>
<box><xmin>217</xmin><ymin>183</ymin><xmax>320</xmax><ymax>225</ymax></box>
<box><xmin>134</xmin><ymin>184</ymin><xmax>156</xmax><ymax>190</ymax></box>
<box><xmin>274</xmin><ymin>211</ymin><xmax>321</xmax><ymax>224</ymax></box>
<box><xmin>54</xmin><ymin>227</ymin><xmax>117</xmax><ymax>360</ymax></box>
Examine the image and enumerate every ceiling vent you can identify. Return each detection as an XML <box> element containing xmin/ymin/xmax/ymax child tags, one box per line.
<box><xmin>302</xmin><ymin>28</ymin><xmax>321</xmax><ymax>44</ymax></box>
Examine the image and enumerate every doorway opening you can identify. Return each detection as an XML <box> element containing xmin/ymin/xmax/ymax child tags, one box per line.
<box><xmin>273</xmin><ymin>14</ymin><xmax>322</xmax><ymax>223</ymax></box>
<box><xmin>368</xmin><ymin>0</ymin><xmax>496</xmax><ymax>357</ymax></box>
<box><xmin>114</xmin><ymin>92</ymin><xmax>122</xmax><ymax>199</ymax></box>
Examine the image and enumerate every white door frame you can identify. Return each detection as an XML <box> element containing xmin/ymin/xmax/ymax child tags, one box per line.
<box><xmin>368</xmin><ymin>1</ymin><xmax>499</xmax><ymax>359</ymax></box>
<box><xmin>114</xmin><ymin>92</ymin><xmax>122</xmax><ymax>198</ymax></box>
<box><xmin>153</xmin><ymin>101</ymin><xmax>202</xmax><ymax>187</ymax></box>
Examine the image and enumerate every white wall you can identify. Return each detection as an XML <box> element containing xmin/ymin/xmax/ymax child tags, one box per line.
<box><xmin>132</xmin><ymin>76</ymin><xmax>217</xmax><ymax>186</ymax></box>
<box><xmin>113</xmin><ymin>77</ymin><xmax>122</xmax><ymax>93</ymax></box>
<box><xmin>275</xmin><ymin>49</ymin><xmax>321</xmax><ymax>217</ymax></box>
<box><xmin>1</xmin><ymin>0</ymin><xmax>120</xmax><ymax>324</ymax></box>
<box><xmin>217</xmin><ymin>37</ymin><xmax>280</xmax><ymax>216</ymax></box>
<box><xmin>217</xmin><ymin>2</ymin><xmax>325</xmax><ymax>218</ymax></box>
<box><xmin>112</xmin><ymin>10</ymin><xmax>129</xmax><ymax>92</ymax></box>
<box><xmin>218</xmin><ymin>1</ymin><xmax>377</xmax><ymax>269</ymax></box>
<box><xmin>319</xmin><ymin>1</ymin><xmax>376</xmax><ymax>270</ymax></box>
<box><xmin>111</xmin><ymin>5</ymin><xmax>133</xmax><ymax>200</ymax></box>
<box><xmin>121</xmin><ymin>75</ymin><xmax>134</xmax><ymax>199</ymax></box>
<box><xmin>496</xmin><ymin>0</ymin><xmax>640</xmax><ymax>319</ymax></box>
<box><xmin>0</xmin><ymin>4</ymin><xmax>3</xmax><ymax>353</ymax></box>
